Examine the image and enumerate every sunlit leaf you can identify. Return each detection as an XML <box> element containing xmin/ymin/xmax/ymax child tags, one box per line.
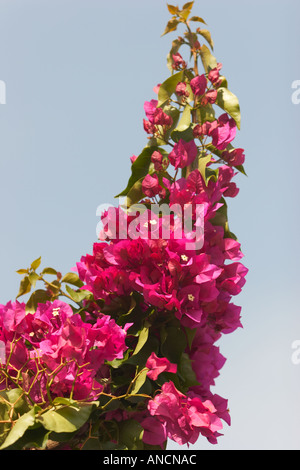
<box><xmin>171</xmin><ymin>104</ymin><xmax>194</xmax><ymax>142</ymax></box>
<box><xmin>37</xmin><ymin>404</ymin><xmax>96</xmax><ymax>433</ymax></box>
<box><xmin>30</xmin><ymin>257</ymin><xmax>41</xmax><ymax>271</ymax></box>
<box><xmin>179</xmin><ymin>2</ymin><xmax>194</xmax><ymax>21</ymax></box>
<box><xmin>28</xmin><ymin>272</ymin><xmax>40</xmax><ymax>289</ymax></box>
<box><xmin>132</xmin><ymin>327</ymin><xmax>149</xmax><ymax>356</ymax></box>
<box><xmin>16</xmin><ymin>276</ymin><xmax>31</xmax><ymax>299</ymax></box>
<box><xmin>167</xmin><ymin>38</ymin><xmax>183</xmax><ymax>73</ymax></box>
<box><xmin>189</xmin><ymin>16</ymin><xmax>207</xmax><ymax>24</ymax></box>
<box><xmin>196</xmin><ymin>102</ymin><xmax>216</xmax><ymax>124</ymax></box>
<box><xmin>161</xmin><ymin>17</ymin><xmax>180</xmax><ymax>37</ymax></box>
<box><xmin>61</xmin><ymin>272</ymin><xmax>84</xmax><ymax>288</ymax></box>
<box><xmin>199</xmin><ymin>44</ymin><xmax>218</xmax><ymax>73</ymax></box>
<box><xmin>182</xmin><ymin>1</ymin><xmax>194</xmax><ymax>10</ymax></box>
<box><xmin>16</xmin><ymin>269</ymin><xmax>28</xmax><ymax>275</ymax></box>
<box><xmin>131</xmin><ymin>369</ymin><xmax>148</xmax><ymax>395</ymax></box>
<box><xmin>216</xmin><ymin>87</ymin><xmax>241</xmax><ymax>129</ymax></box>
<box><xmin>116</xmin><ymin>146</ymin><xmax>167</xmax><ymax>198</ymax></box>
<box><xmin>126</xmin><ymin>178</ymin><xmax>144</xmax><ymax>207</ymax></box>
<box><xmin>65</xmin><ymin>285</ymin><xmax>93</xmax><ymax>303</ymax></box>
<box><xmin>25</xmin><ymin>289</ymin><xmax>52</xmax><ymax>313</ymax></box>
<box><xmin>158</xmin><ymin>71</ymin><xmax>184</xmax><ymax>107</ymax></box>
<box><xmin>41</xmin><ymin>267</ymin><xmax>57</xmax><ymax>275</ymax></box>
<box><xmin>197</xmin><ymin>28</ymin><xmax>214</xmax><ymax>50</ymax></box>
<box><xmin>0</xmin><ymin>408</ymin><xmax>36</xmax><ymax>450</ymax></box>
<box><xmin>167</xmin><ymin>4</ymin><xmax>179</xmax><ymax>15</ymax></box>
<box><xmin>198</xmin><ymin>153</ymin><xmax>212</xmax><ymax>184</ymax></box>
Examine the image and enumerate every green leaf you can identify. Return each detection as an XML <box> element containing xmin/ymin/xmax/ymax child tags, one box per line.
<box><xmin>107</xmin><ymin>349</ymin><xmax>131</xmax><ymax>369</ymax></box>
<box><xmin>167</xmin><ymin>38</ymin><xmax>183</xmax><ymax>73</ymax></box>
<box><xmin>210</xmin><ymin>197</ymin><xmax>236</xmax><ymax>238</ymax></box>
<box><xmin>131</xmin><ymin>368</ymin><xmax>148</xmax><ymax>395</ymax></box>
<box><xmin>171</xmin><ymin>104</ymin><xmax>194</xmax><ymax>142</ymax></box>
<box><xmin>81</xmin><ymin>437</ymin><xmax>102</xmax><ymax>450</ymax></box>
<box><xmin>30</xmin><ymin>256</ymin><xmax>41</xmax><ymax>271</ymax></box>
<box><xmin>117</xmin><ymin>295</ymin><xmax>137</xmax><ymax>326</ymax></box>
<box><xmin>178</xmin><ymin>353</ymin><xmax>199</xmax><ymax>387</ymax></box>
<box><xmin>216</xmin><ymin>87</ymin><xmax>241</xmax><ymax>129</ymax></box>
<box><xmin>161</xmin><ymin>324</ymin><xmax>187</xmax><ymax>363</ymax></box>
<box><xmin>161</xmin><ymin>17</ymin><xmax>180</xmax><ymax>37</ymax></box>
<box><xmin>182</xmin><ymin>1</ymin><xmax>194</xmax><ymax>10</ymax></box>
<box><xmin>16</xmin><ymin>275</ymin><xmax>31</xmax><ymax>299</ymax></box>
<box><xmin>218</xmin><ymin>75</ymin><xmax>228</xmax><ymax>88</ymax></box>
<box><xmin>61</xmin><ymin>272</ymin><xmax>84</xmax><ymax>288</ymax></box>
<box><xmin>0</xmin><ymin>408</ymin><xmax>36</xmax><ymax>450</ymax></box>
<box><xmin>52</xmin><ymin>397</ymin><xmax>79</xmax><ymax>407</ymax></box>
<box><xmin>0</xmin><ymin>408</ymin><xmax>10</xmax><ymax>446</ymax></box>
<box><xmin>198</xmin><ymin>153</ymin><xmax>212</xmax><ymax>184</ymax></box>
<box><xmin>185</xmin><ymin>327</ymin><xmax>197</xmax><ymax>349</ymax></box>
<box><xmin>37</xmin><ymin>403</ymin><xmax>96</xmax><ymax>434</ymax></box>
<box><xmin>167</xmin><ymin>4</ymin><xmax>179</xmax><ymax>15</ymax></box>
<box><xmin>199</xmin><ymin>44</ymin><xmax>218</xmax><ymax>73</ymax></box>
<box><xmin>26</xmin><ymin>289</ymin><xmax>52</xmax><ymax>313</ymax></box>
<box><xmin>46</xmin><ymin>280</ymin><xmax>61</xmax><ymax>297</ymax></box>
<box><xmin>118</xmin><ymin>419</ymin><xmax>144</xmax><ymax>450</ymax></box>
<box><xmin>41</xmin><ymin>267</ymin><xmax>58</xmax><ymax>275</ymax></box>
<box><xmin>189</xmin><ymin>16</ymin><xmax>207</xmax><ymax>24</ymax></box>
<box><xmin>0</xmin><ymin>389</ymin><xmax>30</xmax><ymax>447</ymax></box>
<box><xmin>0</xmin><ymin>389</ymin><xmax>30</xmax><ymax>415</ymax></box>
<box><xmin>179</xmin><ymin>2</ymin><xmax>194</xmax><ymax>20</ymax></box>
<box><xmin>28</xmin><ymin>272</ymin><xmax>40</xmax><ymax>289</ymax></box>
<box><xmin>196</xmin><ymin>102</ymin><xmax>215</xmax><ymax>124</ymax></box>
<box><xmin>65</xmin><ymin>285</ymin><xmax>92</xmax><ymax>303</ymax></box>
<box><xmin>205</xmin><ymin>166</ymin><xmax>219</xmax><ymax>184</ymax></box>
<box><xmin>127</xmin><ymin>335</ymin><xmax>159</xmax><ymax>367</ymax></box>
<box><xmin>235</xmin><ymin>164</ymin><xmax>247</xmax><ymax>175</ymax></box>
<box><xmin>162</xmin><ymin>104</ymin><xmax>181</xmax><ymax>131</ymax></box>
<box><xmin>132</xmin><ymin>327</ymin><xmax>149</xmax><ymax>356</ymax></box>
<box><xmin>197</xmin><ymin>29</ymin><xmax>214</xmax><ymax>50</ymax></box>
<box><xmin>175</xmin><ymin>103</ymin><xmax>191</xmax><ymax>130</ymax></box>
<box><xmin>126</xmin><ymin>178</ymin><xmax>144</xmax><ymax>207</ymax></box>
<box><xmin>213</xmin><ymin>206</ymin><xmax>228</xmax><ymax>231</ymax></box>
<box><xmin>116</xmin><ymin>146</ymin><xmax>165</xmax><ymax>198</ymax></box>
<box><xmin>157</xmin><ymin>71</ymin><xmax>184</xmax><ymax>107</ymax></box>
<box><xmin>6</xmin><ymin>426</ymin><xmax>51</xmax><ymax>450</ymax></box>
<box><xmin>16</xmin><ymin>269</ymin><xmax>28</xmax><ymax>275</ymax></box>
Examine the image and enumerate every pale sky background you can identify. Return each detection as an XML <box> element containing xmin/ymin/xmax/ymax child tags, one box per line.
<box><xmin>0</xmin><ymin>0</ymin><xmax>299</xmax><ymax>450</ymax></box>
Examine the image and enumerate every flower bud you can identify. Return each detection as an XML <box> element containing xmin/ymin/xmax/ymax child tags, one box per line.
<box><xmin>172</xmin><ymin>52</ymin><xmax>187</xmax><ymax>70</ymax></box>
<box><xmin>151</xmin><ymin>150</ymin><xmax>163</xmax><ymax>171</ymax></box>
<box><xmin>190</xmin><ymin>75</ymin><xmax>207</xmax><ymax>96</ymax></box>
<box><xmin>222</xmin><ymin>148</ymin><xmax>245</xmax><ymax>166</ymax></box>
<box><xmin>130</xmin><ymin>155</ymin><xmax>138</xmax><ymax>164</ymax></box>
<box><xmin>175</xmin><ymin>82</ymin><xmax>189</xmax><ymax>97</ymax></box>
<box><xmin>208</xmin><ymin>63</ymin><xmax>223</xmax><ymax>88</ymax></box>
<box><xmin>142</xmin><ymin>173</ymin><xmax>161</xmax><ymax>198</ymax></box>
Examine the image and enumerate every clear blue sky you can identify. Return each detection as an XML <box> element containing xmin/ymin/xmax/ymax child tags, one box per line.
<box><xmin>0</xmin><ymin>0</ymin><xmax>299</xmax><ymax>450</ymax></box>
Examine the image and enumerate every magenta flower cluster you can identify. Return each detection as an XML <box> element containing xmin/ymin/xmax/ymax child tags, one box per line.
<box><xmin>0</xmin><ymin>299</ymin><xmax>130</xmax><ymax>403</ymax></box>
<box><xmin>73</xmin><ymin>127</ymin><xmax>248</xmax><ymax>445</ymax></box>
<box><xmin>0</xmin><ymin>6</ymin><xmax>248</xmax><ymax>450</ymax></box>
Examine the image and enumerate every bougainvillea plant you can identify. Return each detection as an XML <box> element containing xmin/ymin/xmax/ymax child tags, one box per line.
<box><xmin>0</xmin><ymin>2</ymin><xmax>247</xmax><ymax>450</ymax></box>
